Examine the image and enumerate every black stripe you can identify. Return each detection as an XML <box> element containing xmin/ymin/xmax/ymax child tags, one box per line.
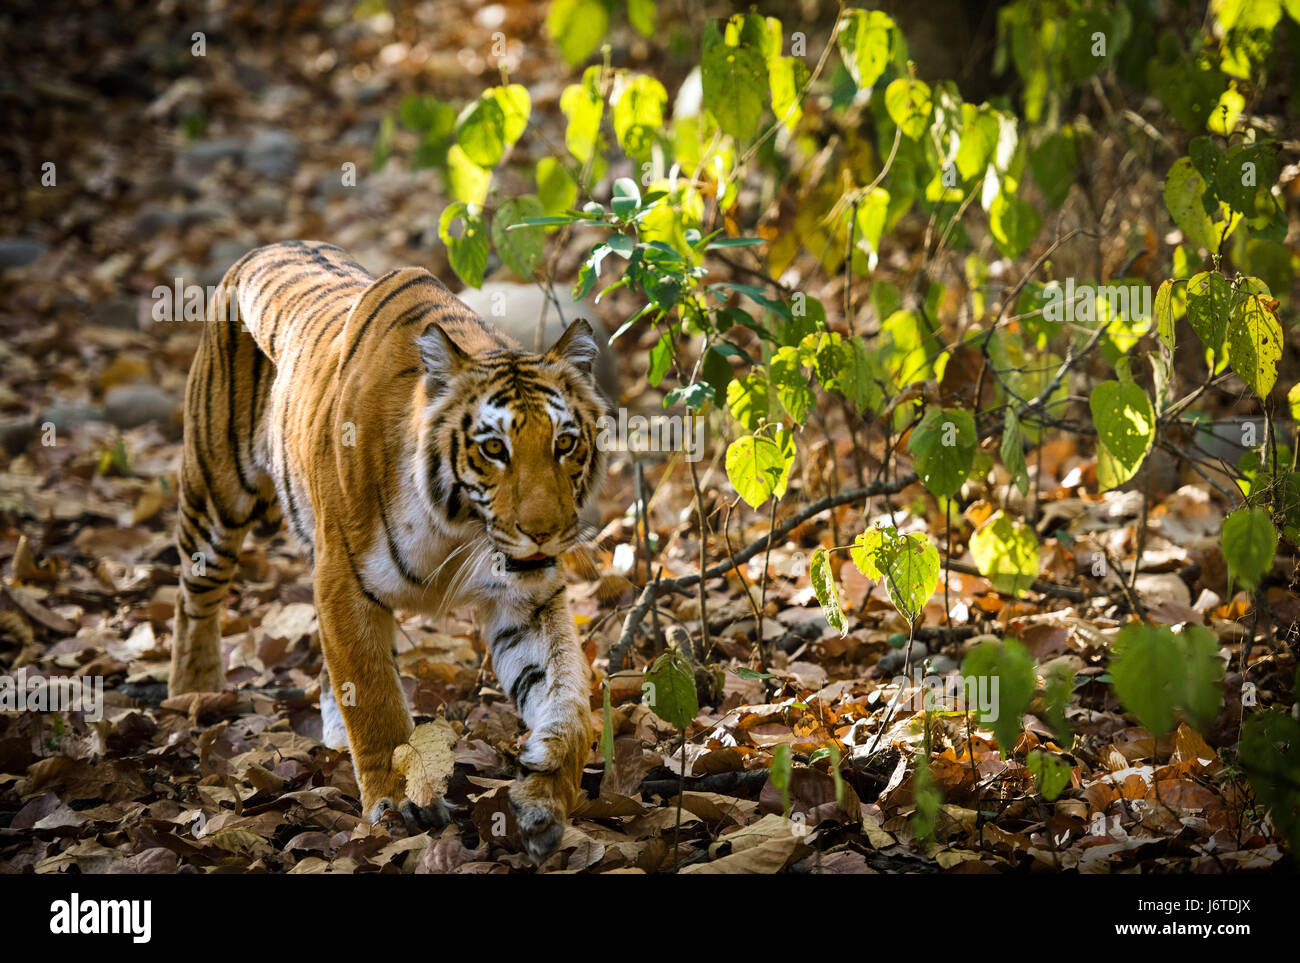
<box><xmin>510</xmin><ymin>664</ymin><xmax>546</xmax><ymax>710</ymax></box>
<box><xmin>338</xmin><ymin>527</ymin><xmax>392</xmax><ymax>613</ymax></box>
<box><xmin>493</xmin><ymin>625</ymin><xmax>529</xmax><ymax>653</ymax></box>
<box><xmin>226</xmin><ymin>329</ymin><xmax>259</xmax><ymax>496</ymax></box>
<box><xmin>340</xmin><ymin>275</ymin><xmax>441</xmax><ymax>373</ymax></box>
<box><xmin>377</xmin><ymin>484</ymin><xmax>423</xmax><ymax>585</ymax></box>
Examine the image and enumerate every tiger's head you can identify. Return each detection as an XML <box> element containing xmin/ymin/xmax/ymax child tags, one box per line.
<box><xmin>416</xmin><ymin>318</ymin><xmax>609</xmax><ymax>569</ymax></box>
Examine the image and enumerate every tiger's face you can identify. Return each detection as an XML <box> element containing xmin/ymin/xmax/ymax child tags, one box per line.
<box><xmin>418</xmin><ymin>319</ymin><xmax>608</xmax><ymax>566</ymax></box>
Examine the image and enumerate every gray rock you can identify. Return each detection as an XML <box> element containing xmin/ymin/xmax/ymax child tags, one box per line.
<box><xmin>201</xmin><ymin>240</ymin><xmax>255</xmax><ymax>287</ymax></box>
<box><xmin>243</xmin><ymin>128</ymin><xmax>299</xmax><ymax>179</ymax></box>
<box><xmin>878</xmin><ymin>641</ymin><xmax>929</xmax><ymax>675</ymax></box>
<box><xmin>179</xmin><ymin>204</ymin><xmax>225</xmax><ymax>228</ymax></box>
<box><xmin>927</xmin><ymin>653</ymin><xmax>959</xmax><ymax>675</ymax></box>
<box><xmin>0</xmin><ymin>417</ymin><xmax>37</xmax><ymax>456</ymax></box>
<box><xmin>0</xmin><ymin>238</ymin><xmax>48</xmax><ymax>268</ymax></box>
<box><xmin>129</xmin><ymin>205</ymin><xmax>184</xmax><ymax>241</ymax></box>
<box><xmin>36</xmin><ymin>403</ymin><xmax>105</xmax><ymax>433</ymax></box>
<box><xmin>92</xmin><ymin>297</ymin><xmax>139</xmax><ymax>331</ymax></box>
<box><xmin>316</xmin><ymin>169</ymin><xmax>354</xmax><ymax>198</ymax></box>
<box><xmin>238</xmin><ymin>188</ymin><xmax>285</xmax><ymax>220</ymax></box>
<box><xmin>174</xmin><ymin>138</ymin><xmax>243</xmax><ymax>178</ymax></box>
<box><xmin>103</xmin><ymin>385</ymin><xmax>180</xmax><ymax>434</ymax></box>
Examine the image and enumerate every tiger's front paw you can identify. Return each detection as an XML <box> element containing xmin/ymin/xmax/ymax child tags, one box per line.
<box><xmin>369</xmin><ymin>796</ymin><xmax>452</xmax><ymax>835</ymax></box>
<box><xmin>508</xmin><ymin>771</ymin><xmax>569</xmax><ymax>864</ymax></box>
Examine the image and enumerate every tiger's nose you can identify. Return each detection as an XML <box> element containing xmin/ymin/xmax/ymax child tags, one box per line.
<box><xmin>518</xmin><ymin>524</ymin><xmax>559</xmax><ymax>546</ymax></box>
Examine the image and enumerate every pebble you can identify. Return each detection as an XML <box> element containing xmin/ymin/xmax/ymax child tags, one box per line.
<box><xmin>37</xmin><ymin>402</ymin><xmax>106</xmax><ymax>432</ymax></box>
<box><xmin>878</xmin><ymin>641</ymin><xmax>929</xmax><ymax>674</ymax></box>
<box><xmin>174</xmin><ymin>138</ymin><xmax>242</xmax><ymax>179</ymax></box>
<box><xmin>103</xmin><ymin>384</ymin><xmax>180</xmax><ymax>435</ymax></box>
<box><xmin>243</xmin><ymin>128</ymin><xmax>299</xmax><ymax>179</ymax></box>
<box><xmin>201</xmin><ymin>240</ymin><xmax>255</xmax><ymax>287</ymax></box>
<box><xmin>0</xmin><ymin>238</ymin><xmax>48</xmax><ymax>268</ymax></box>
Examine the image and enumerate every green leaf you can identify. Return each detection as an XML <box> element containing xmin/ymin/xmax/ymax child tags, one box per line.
<box><xmin>909</xmin><ymin>406</ymin><xmax>976</xmax><ymax>498</ymax></box>
<box><xmin>1111</xmin><ymin>623</ymin><xmax>1223</xmax><ymax>738</ymax></box>
<box><xmin>1043</xmin><ymin>661</ymin><xmax>1073</xmax><ymax>744</ymax></box>
<box><xmin>599</xmin><ymin>678</ymin><xmax>614</xmax><ymax>787</ymax></box>
<box><xmin>610</xmin><ymin>177</ymin><xmax>641</xmax><ymax>218</ymax></box>
<box><xmin>725</xmin><ymin>430</ymin><xmax>795</xmax><ymax>508</ymax></box>
<box><xmin>1154</xmin><ymin>279</ymin><xmax>1176</xmax><ymax>355</ymax></box>
<box><xmin>1216</xmin><ymin>144</ymin><xmax>1276</xmax><ymax>217</ymax></box>
<box><xmin>1185</xmin><ymin>270</ymin><xmax>1232</xmax><ymax>353</ymax></box>
<box><xmin>546</xmin><ymin>0</ymin><xmax>608</xmax><ymax>66</ymax></box>
<box><xmin>454</xmin><ymin>95</ymin><xmax>506</xmax><ymax>168</ymax></box>
<box><xmin>399</xmin><ymin>94</ymin><xmax>451</xmax><ymax>133</ymax></box>
<box><xmin>647</xmin><ymin>329</ymin><xmax>673</xmax><ymax>386</ymax></box>
<box><xmin>1181</xmin><ymin>624</ymin><xmax>1225</xmax><ymax>733</ymax></box>
<box><xmin>702</xmin><ymin>345</ymin><xmax>733</xmax><ymax>406</ymax></box>
<box><xmin>1029</xmin><ymin>128</ymin><xmax>1078</xmax><ymax>208</ymax></box>
<box><xmin>611</xmin><ymin>74</ymin><xmax>667</xmax><ymax>162</ymax></box>
<box><xmin>810</xmin><ymin>547</ymin><xmax>847</xmax><ymax>637</ymax></box>
<box><xmin>769</xmin><ymin>345</ymin><xmax>814</xmax><ymax>424</ymax></box>
<box><xmin>491</xmin><ymin>195</ymin><xmax>545</xmax><ymax>280</ymax></box>
<box><xmin>560</xmin><ymin>69</ymin><xmax>604</xmax><ymax>165</ymax></box>
<box><xmin>373</xmin><ymin>112</ymin><xmax>395</xmax><ymax>172</ymax></box>
<box><xmin>446</xmin><ymin>144</ymin><xmax>491</xmax><ymax>205</ymax></box>
<box><xmin>536</xmin><ymin>157</ymin><xmax>578</xmax><ymax>216</ymax></box>
<box><xmin>961</xmin><ymin>638</ymin><xmax>1035</xmax><ymax>758</ymax></box>
<box><xmin>726</xmin><ymin>374</ymin><xmax>774</xmax><ymax>432</ymax></box>
<box><xmin>1240</xmin><ymin>710</ymin><xmax>1300</xmax><ymax>856</ymax></box>
<box><xmin>969</xmin><ymin>510</ymin><xmax>1040</xmax><ymax>597</ymax></box>
<box><xmin>643</xmin><ymin>647</ymin><xmax>698</xmax><ymax>731</ymax></box>
<box><xmin>989</xmin><ymin>190</ymin><xmax>1041</xmax><ymax>259</ymax></box>
<box><xmin>1225</xmin><ymin>293</ymin><xmax>1282</xmax><ymax>399</ymax></box>
<box><xmin>1027</xmin><ymin>750</ymin><xmax>1071</xmax><ymax>801</ymax></box>
<box><xmin>884</xmin><ymin>78</ymin><xmax>932</xmax><ymax>139</ymax></box>
<box><xmin>1090</xmin><ymin>379</ymin><xmax>1155</xmax><ymax>492</ymax></box>
<box><xmin>768</xmin><ymin>56</ymin><xmax>810</xmax><ymax>131</ymax></box>
<box><xmin>490</xmin><ymin>84</ymin><xmax>531</xmax><ymax>145</ymax></box>
<box><xmin>1001</xmin><ymin>408</ymin><xmax>1030</xmax><ymax>497</ymax></box>
<box><xmin>627</xmin><ymin>0</ymin><xmax>656</xmax><ymax>36</ymax></box>
<box><xmin>1164</xmin><ymin>156</ymin><xmax>1238</xmax><ymax>252</ymax></box>
<box><xmin>770</xmin><ymin>744</ymin><xmax>793</xmax><ymax>816</ymax></box>
<box><xmin>836</xmin><ymin>9</ymin><xmax>897</xmax><ymax>90</ymax></box>
<box><xmin>438</xmin><ymin>202</ymin><xmax>489</xmax><ymax>288</ymax></box>
<box><xmin>1221</xmin><ymin>506</ymin><xmax>1277</xmax><ymax>591</ymax></box>
<box><xmin>701</xmin><ymin>23</ymin><xmax>769</xmax><ymax>142</ymax></box>
<box><xmin>850</xmin><ymin>526</ymin><xmax>939</xmax><ymax>622</ymax></box>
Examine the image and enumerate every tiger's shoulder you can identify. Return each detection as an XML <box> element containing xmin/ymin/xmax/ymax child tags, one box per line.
<box><xmin>226</xmin><ymin>241</ymin><xmax>513</xmax><ymax>371</ymax></box>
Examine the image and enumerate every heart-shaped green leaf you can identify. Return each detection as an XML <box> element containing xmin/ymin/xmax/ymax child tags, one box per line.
<box><xmin>970</xmin><ymin>510</ymin><xmax>1040</xmax><ymax>596</ymax></box>
<box><xmin>1221</xmin><ymin>505</ymin><xmax>1277</xmax><ymax>591</ymax></box>
<box><xmin>961</xmin><ymin>638</ymin><xmax>1035</xmax><ymax>758</ymax></box>
<box><xmin>1090</xmin><ymin>379</ymin><xmax>1155</xmax><ymax>492</ymax></box>
<box><xmin>909</xmin><ymin>406</ymin><xmax>976</xmax><ymax>498</ymax></box>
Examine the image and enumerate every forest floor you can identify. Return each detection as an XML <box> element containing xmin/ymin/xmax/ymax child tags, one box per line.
<box><xmin>0</xmin><ymin>0</ymin><xmax>1295</xmax><ymax>874</ymax></box>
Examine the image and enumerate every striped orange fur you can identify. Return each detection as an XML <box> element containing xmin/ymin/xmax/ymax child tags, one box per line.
<box><xmin>169</xmin><ymin>240</ymin><xmax>608</xmax><ymax>860</ymax></box>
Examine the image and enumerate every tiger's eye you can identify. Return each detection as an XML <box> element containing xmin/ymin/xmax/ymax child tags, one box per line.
<box><xmin>555</xmin><ymin>434</ymin><xmax>575</xmax><ymax>454</ymax></box>
<box><xmin>481</xmin><ymin>438</ymin><xmax>506</xmax><ymax>459</ymax></box>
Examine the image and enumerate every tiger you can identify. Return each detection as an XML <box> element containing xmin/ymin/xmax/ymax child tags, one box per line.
<box><xmin>167</xmin><ymin>239</ymin><xmax>609</xmax><ymax>862</ymax></box>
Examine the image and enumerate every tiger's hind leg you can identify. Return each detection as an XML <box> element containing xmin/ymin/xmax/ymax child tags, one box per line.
<box><xmin>169</xmin><ymin>297</ymin><xmax>277</xmax><ymax>696</ymax></box>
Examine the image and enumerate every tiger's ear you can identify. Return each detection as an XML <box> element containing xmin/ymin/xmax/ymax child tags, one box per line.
<box><xmin>417</xmin><ymin>323</ymin><xmax>472</xmax><ymax>383</ymax></box>
<box><xmin>544</xmin><ymin>318</ymin><xmax>599</xmax><ymax>376</ymax></box>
